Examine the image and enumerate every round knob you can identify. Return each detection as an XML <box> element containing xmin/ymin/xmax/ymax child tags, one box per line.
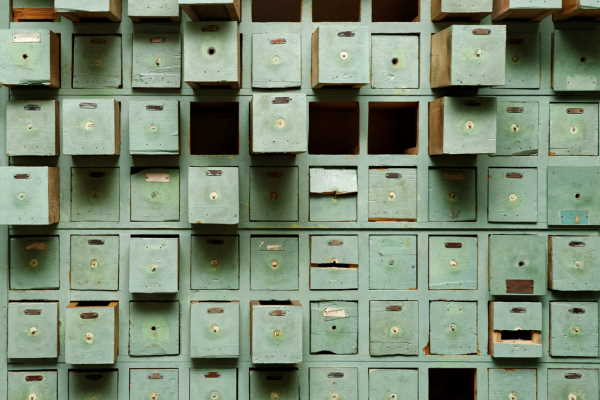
<box><xmin>150</xmin><ymin>264</ymin><xmax>158</xmax><ymax>272</ymax></box>
<box><xmin>210</xmin><ymin>258</ymin><xmax>220</xmax><ymax>267</ymax></box>
<box><xmin>339</xmin><ymin>51</ymin><xmax>349</xmax><ymax>61</ymax></box>
<box><xmin>275</xmin><ymin>118</ymin><xmax>286</xmax><ymax>129</ymax></box>
<box><xmin>84</xmin><ymin>332</ymin><xmax>94</xmax><ymax>344</ymax></box>
<box><xmin>273</xmin><ymin>329</ymin><xmax>282</xmax><ymax>337</ymax></box>
<box><xmin>571</xmin><ymin>326</ymin><xmax>582</xmax><ymax>335</ymax></box>
<box><xmin>26</xmin><ymin>123</ymin><xmax>34</xmax><ymax>131</ymax></box>
<box><xmin>575</xmin><ymin>260</ymin><xmax>584</xmax><ymax>269</ymax></box>
<box><xmin>84</xmin><ymin>120</ymin><xmax>96</xmax><ymax>130</ymax></box>
<box><xmin>465</xmin><ymin>120</ymin><xmax>475</xmax><ymax>130</ymax></box>
<box><xmin>449</xmin><ymin>259</ymin><xmax>458</xmax><ymax>268</ymax></box>
<box><xmin>154</xmin><ymin>57</ymin><xmax>161</xmax><ymax>66</ymax></box>
<box><xmin>29</xmin><ymin>327</ymin><xmax>38</xmax><ymax>336</ymax></box>
<box><xmin>29</xmin><ymin>258</ymin><xmax>39</xmax><ymax>268</ymax></box>
<box><xmin>330</xmin><ymin>393</ymin><xmax>340</xmax><ymax>400</ymax></box>
<box><xmin>271</xmin><ymin>260</ymin><xmax>280</xmax><ymax>269</ymax></box>
<box><xmin>448</xmin><ymin>323</ymin><xmax>457</xmax><ymax>333</ymax></box>
<box><xmin>148</xmin><ymin>123</ymin><xmax>158</xmax><ymax>132</ymax></box>
<box><xmin>508</xmin><ymin>392</ymin><xmax>518</xmax><ymax>400</ymax></box>
<box><xmin>210</xmin><ymin>192</ymin><xmax>219</xmax><ymax>200</ymax></box>
<box><xmin>568</xmin><ymin>394</ymin><xmax>577</xmax><ymax>400</ymax></box>
<box><xmin>388</xmin><ymin>394</ymin><xmax>398</xmax><ymax>400</ymax></box>
<box><xmin>271</xmin><ymin>55</ymin><xmax>281</xmax><ymax>64</ymax></box>
<box><xmin>17</xmin><ymin>192</ymin><xmax>27</xmax><ymax>201</ymax></box>
<box><xmin>511</xmin><ymin>123</ymin><xmax>520</xmax><ymax>133</ymax></box>
<box><xmin>150</xmin><ymin>392</ymin><xmax>159</xmax><ymax>400</ymax></box>
<box><xmin>511</xmin><ymin>55</ymin><xmax>520</xmax><ymax>63</ymax></box>
<box><xmin>28</xmin><ymin>393</ymin><xmax>38</xmax><ymax>400</ymax></box>
<box><xmin>508</xmin><ymin>193</ymin><xmax>519</xmax><ymax>202</ymax></box>
<box><xmin>211</xmin><ymin>324</ymin><xmax>220</xmax><ymax>334</ymax></box>
<box><xmin>390</xmin><ymin>326</ymin><xmax>400</xmax><ymax>335</ymax></box>
<box><xmin>474</xmin><ymin>49</ymin><xmax>482</xmax><ymax>58</ymax></box>
<box><xmin>269</xmin><ymin>192</ymin><xmax>279</xmax><ymax>201</ymax></box>
<box><xmin>448</xmin><ymin>192</ymin><xmax>457</xmax><ymax>201</ymax></box>
<box><xmin>271</xmin><ymin>392</ymin><xmax>281</xmax><ymax>400</ymax></box>
<box><xmin>388</xmin><ymin>192</ymin><xmax>397</xmax><ymax>200</ymax></box>
<box><xmin>210</xmin><ymin>391</ymin><xmax>221</xmax><ymax>400</ymax></box>
<box><xmin>90</xmin><ymin>258</ymin><xmax>99</xmax><ymax>269</ymax></box>
<box><xmin>570</xmin><ymin>126</ymin><xmax>578</xmax><ymax>135</ymax></box>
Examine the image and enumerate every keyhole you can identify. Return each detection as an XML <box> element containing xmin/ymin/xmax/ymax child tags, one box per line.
<box><xmin>575</xmin><ymin>193</ymin><xmax>582</xmax><ymax>199</ymax></box>
<box><xmin>391</xmin><ymin>57</ymin><xmax>399</xmax><ymax>65</ymax></box>
<box><xmin>517</xmin><ymin>260</ymin><xmax>526</xmax><ymax>268</ymax></box>
<box><xmin>208</xmin><ymin>47</ymin><xmax>216</xmax><ymax>55</ymax></box>
<box><xmin>151</xmin><ymin>325</ymin><xmax>157</xmax><ymax>331</ymax></box>
<box><xmin>331</xmin><ymin>325</ymin><xmax>337</xmax><ymax>331</ymax></box>
<box><xmin>22</xmin><ymin>53</ymin><xmax>28</xmax><ymax>60</ymax></box>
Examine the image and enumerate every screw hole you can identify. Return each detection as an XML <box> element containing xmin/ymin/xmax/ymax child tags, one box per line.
<box><xmin>208</xmin><ymin>47</ymin><xmax>216</xmax><ymax>55</ymax></box>
<box><xmin>391</xmin><ymin>57</ymin><xmax>399</xmax><ymax>65</ymax></box>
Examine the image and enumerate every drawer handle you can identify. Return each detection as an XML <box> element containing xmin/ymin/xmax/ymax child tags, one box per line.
<box><xmin>506</xmin><ymin>173</ymin><xmax>523</xmax><ymax>179</ymax></box>
<box><xmin>569</xmin><ymin>307</ymin><xmax>586</xmax><ymax>314</ymax></box>
<box><xmin>270</xmin><ymin>309</ymin><xmax>287</xmax><ymax>316</ymax></box>
<box><xmin>272</xmin><ymin>97</ymin><xmax>291</xmax><ymax>104</ymax></box>
<box><xmin>80</xmin><ymin>312</ymin><xmax>98</xmax><ymax>319</ymax></box>
<box><xmin>511</xmin><ymin>307</ymin><xmax>526</xmax><ymax>313</ymax></box>
<box><xmin>445</xmin><ymin>242</ymin><xmax>462</xmax><ymax>248</ymax></box>
<box><xmin>567</xmin><ymin>108</ymin><xmax>584</xmax><ymax>114</ymax></box>
<box><xmin>385</xmin><ymin>172</ymin><xmax>401</xmax><ymax>179</ymax></box>
<box><xmin>472</xmin><ymin>28</ymin><xmax>491</xmax><ymax>35</ymax></box>
<box><xmin>328</xmin><ymin>240</ymin><xmax>344</xmax><ymax>246</ymax></box>
<box><xmin>79</xmin><ymin>102</ymin><xmax>98</xmax><ymax>109</ymax></box>
<box><xmin>386</xmin><ymin>305</ymin><xmax>403</xmax><ymax>312</ymax></box>
<box><xmin>24</xmin><ymin>309</ymin><xmax>42</xmax><ymax>315</ymax></box>
<box><xmin>337</xmin><ymin>31</ymin><xmax>355</xmax><ymax>37</ymax></box>
<box><xmin>24</xmin><ymin>104</ymin><xmax>41</xmax><ymax>111</ymax></box>
<box><xmin>205</xmin><ymin>372</ymin><xmax>221</xmax><ymax>378</ymax></box>
<box><xmin>569</xmin><ymin>241</ymin><xmax>586</xmax><ymax>247</ymax></box>
<box><xmin>25</xmin><ymin>375</ymin><xmax>44</xmax><ymax>382</ymax></box>
<box><xmin>202</xmin><ymin>25</ymin><xmax>219</xmax><ymax>32</ymax></box>
<box><xmin>25</xmin><ymin>241</ymin><xmax>48</xmax><ymax>251</ymax></box>
<box><xmin>506</xmin><ymin>106</ymin><xmax>524</xmax><ymax>113</ymax></box>
<box><xmin>270</xmin><ymin>38</ymin><xmax>287</xmax><ymax>44</ymax></box>
<box><xmin>207</xmin><ymin>169</ymin><xmax>223</xmax><ymax>176</ymax></box>
<box><xmin>89</xmin><ymin>171</ymin><xmax>105</xmax><ymax>178</ymax></box>
<box><xmin>146</xmin><ymin>105</ymin><xmax>164</xmax><ymax>111</ymax></box>
<box><xmin>207</xmin><ymin>307</ymin><xmax>224</xmax><ymax>314</ymax></box>
<box><xmin>14</xmin><ymin>173</ymin><xmax>30</xmax><ymax>179</ymax></box>
<box><xmin>328</xmin><ymin>372</ymin><xmax>344</xmax><ymax>378</ymax></box>
<box><xmin>88</xmin><ymin>239</ymin><xmax>105</xmax><ymax>245</ymax></box>
<box><xmin>565</xmin><ymin>373</ymin><xmax>582</xmax><ymax>380</ymax></box>
<box><xmin>150</xmin><ymin>37</ymin><xmax>165</xmax><ymax>43</ymax></box>
<box><xmin>149</xmin><ymin>373</ymin><xmax>163</xmax><ymax>380</ymax></box>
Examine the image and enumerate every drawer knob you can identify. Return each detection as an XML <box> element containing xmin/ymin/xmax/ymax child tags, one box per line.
<box><xmin>211</xmin><ymin>324</ymin><xmax>220</xmax><ymax>334</ymax></box>
<box><xmin>465</xmin><ymin>120</ymin><xmax>475</xmax><ymax>130</ymax></box>
<box><xmin>210</xmin><ymin>192</ymin><xmax>219</xmax><ymax>200</ymax></box>
<box><xmin>339</xmin><ymin>51</ymin><xmax>349</xmax><ymax>61</ymax></box>
<box><xmin>28</xmin><ymin>327</ymin><xmax>38</xmax><ymax>336</ymax></box>
<box><xmin>29</xmin><ymin>258</ymin><xmax>39</xmax><ymax>268</ymax></box>
<box><xmin>210</xmin><ymin>392</ymin><xmax>221</xmax><ymax>400</ymax></box>
<box><xmin>574</xmin><ymin>260</ymin><xmax>584</xmax><ymax>269</ymax></box>
<box><xmin>271</xmin><ymin>55</ymin><xmax>281</xmax><ymax>64</ymax></box>
<box><xmin>271</xmin><ymin>392</ymin><xmax>281</xmax><ymax>400</ymax></box>
<box><xmin>28</xmin><ymin>393</ymin><xmax>38</xmax><ymax>400</ymax></box>
<box><xmin>150</xmin><ymin>393</ymin><xmax>159</xmax><ymax>400</ymax></box>
<box><xmin>271</xmin><ymin>260</ymin><xmax>280</xmax><ymax>269</ymax></box>
<box><xmin>388</xmin><ymin>192</ymin><xmax>397</xmax><ymax>200</ymax></box>
<box><xmin>508</xmin><ymin>392</ymin><xmax>518</xmax><ymax>400</ymax></box>
<box><xmin>90</xmin><ymin>258</ymin><xmax>99</xmax><ymax>269</ymax></box>
<box><xmin>84</xmin><ymin>332</ymin><xmax>94</xmax><ymax>344</ymax></box>
<box><xmin>275</xmin><ymin>118</ymin><xmax>286</xmax><ymax>129</ymax></box>
<box><xmin>210</xmin><ymin>258</ymin><xmax>220</xmax><ymax>267</ymax></box>
<box><xmin>511</xmin><ymin>124</ymin><xmax>520</xmax><ymax>133</ymax></box>
<box><xmin>390</xmin><ymin>326</ymin><xmax>400</xmax><ymax>335</ymax></box>
<box><xmin>272</xmin><ymin>329</ymin><xmax>282</xmax><ymax>337</ymax></box>
<box><xmin>17</xmin><ymin>192</ymin><xmax>27</xmax><ymax>201</ymax></box>
<box><xmin>508</xmin><ymin>193</ymin><xmax>519</xmax><ymax>202</ymax></box>
<box><xmin>449</xmin><ymin>259</ymin><xmax>458</xmax><ymax>268</ymax></box>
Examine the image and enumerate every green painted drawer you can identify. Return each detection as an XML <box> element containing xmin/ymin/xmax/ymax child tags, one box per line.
<box><xmin>188</xmin><ymin>167</ymin><xmax>239</xmax><ymax>225</ymax></box>
<box><xmin>71</xmin><ymin>167</ymin><xmax>120</xmax><ymax>222</ymax></box>
<box><xmin>429</xmin><ymin>97</ymin><xmax>497</xmax><ymax>155</ymax></box>
<box><xmin>429</xmin><ymin>301</ymin><xmax>477</xmax><ymax>355</ymax></box>
<box><xmin>549</xmin><ymin>103</ymin><xmax>599</xmax><ymax>156</ymax></box>
<box><xmin>130</xmin><ymin>301</ymin><xmax>180</xmax><ymax>356</ymax></box>
<box><xmin>505</xmin><ymin>31</ymin><xmax>541</xmax><ymax>89</ymax></box>
<box><xmin>369</xmin><ymin>235</ymin><xmax>417</xmax><ymax>290</ymax></box>
<box><xmin>431</xmin><ymin>0</ymin><xmax>492</xmax><ymax>20</ymax></box>
<box><xmin>8</xmin><ymin>301</ymin><xmax>58</xmax><ymax>359</ymax></box>
<box><xmin>368</xmin><ymin>168</ymin><xmax>417</xmax><ymax>222</ymax></box>
<box><xmin>128</xmin><ymin>0</ymin><xmax>179</xmax><ymax>19</ymax></box>
<box><xmin>0</xmin><ymin>166</ymin><xmax>59</xmax><ymax>225</ymax></box>
<box><xmin>252</xmin><ymin>33</ymin><xmax>301</xmax><ymax>89</ymax></box>
<box><xmin>250</xmin><ymin>369</ymin><xmax>299</xmax><ymax>400</ymax></box>
<box><xmin>553</xmin><ymin>30</ymin><xmax>600</xmax><ymax>92</ymax></box>
<box><xmin>489</xmin><ymin>234</ymin><xmax>547</xmax><ymax>296</ymax></box>
<box><xmin>130</xmin><ymin>168</ymin><xmax>180</xmax><ymax>222</ymax></box>
<box><xmin>310</xmin><ymin>265</ymin><xmax>358</xmax><ymax>290</ymax></box>
<box><xmin>251</xmin><ymin>236</ymin><xmax>299</xmax><ymax>290</ymax></box>
<box><xmin>190</xmin><ymin>301</ymin><xmax>239</xmax><ymax>358</ymax></box>
<box><xmin>72</xmin><ymin>35</ymin><xmax>122</xmax><ymax>89</ymax></box>
<box><xmin>68</xmin><ymin>370</ymin><xmax>118</xmax><ymax>399</ymax></box>
<box><xmin>371</xmin><ymin>35</ymin><xmax>419</xmax><ymax>89</ymax></box>
<box><xmin>130</xmin><ymin>369</ymin><xmax>178</xmax><ymax>400</ymax></box>
<box><xmin>180</xmin><ymin>0</ymin><xmax>240</xmax><ymax>21</ymax></box>
<box><xmin>550</xmin><ymin>302</ymin><xmax>599</xmax><ymax>357</ymax></box>
<box><xmin>61</xmin><ymin>98</ymin><xmax>120</xmax><ymax>155</ymax></box>
<box><xmin>191</xmin><ymin>235</ymin><xmax>239</xmax><ymax>290</ymax></box>
<box><xmin>548</xmin><ymin>369</ymin><xmax>599</xmax><ymax>400</ymax></box>
<box><xmin>70</xmin><ymin>235</ymin><xmax>119</xmax><ymax>290</ymax></box>
<box><xmin>312</xmin><ymin>26</ymin><xmax>370</xmax><ymax>88</ymax></box>
<box><xmin>431</xmin><ymin>25</ymin><xmax>506</xmax><ymax>88</ymax></box>
<box><xmin>311</xmin><ymin>235</ymin><xmax>358</xmax><ymax>265</ymax></box>
<box><xmin>190</xmin><ymin>369</ymin><xmax>237</xmax><ymax>400</ymax></box>
<box><xmin>309</xmin><ymin>168</ymin><xmax>357</xmax><ymax>222</ymax></box>
<box><xmin>495</xmin><ymin>101</ymin><xmax>539</xmax><ymax>155</ymax></box>
<box><xmin>550</xmin><ymin>236</ymin><xmax>600</xmax><ymax>291</ymax></box>
<box><xmin>310</xmin><ymin>368</ymin><xmax>358</xmax><ymax>400</ymax></box>
<box><xmin>129</xmin><ymin>236</ymin><xmax>179</xmax><ymax>293</ymax></box>
<box><xmin>369</xmin><ymin>369</ymin><xmax>418</xmax><ymax>400</ymax></box>
<box><xmin>10</xmin><ymin>236</ymin><xmax>59</xmax><ymax>290</ymax></box>
<box><xmin>429</xmin><ymin>236</ymin><xmax>477</xmax><ymax>290</ymax></box>
<box><xmin>8</xmin><ymin>371</ymin><xmax>57</xmax><ymax>400</ymax></box>
<box><xmin>55</xmin><ymin>0</ymin><xmax>122</xmax><ymax>20</ymax></box>
<box><xmin>65</xmin><ymin>301</ymin><xmax>119</xmax><ymax>365</ymax></box>
<box><xmin>0</xmin><ymin>29</ymin><xmax>59</xmax><ymax>87</ymax></box>
<box><xmin>489</xmin><ymin>369</ymin><xmax>536</xmax><ymax>400</ymax></box>
<box><xmin>129</xmin><ymin>100</ymin><xmax>179</xmax><ymax>154</ymax></box>
<box><xmin>6</xmin><ymin>100</ymin><xmax>59</xmax><ymax>156</ymax></box>
<box><xmin>251</xmin><ymin>94</ymin><xmax>307</xmax><ymax>154</ymax></box>
<box><xmin>488</xmin><ymin>168</ymin><xmax>538</xmax><ymax>223</ymax></box>
<box><xmin>489</xmin><ymin>302</ymin><xmax>542</xmax><ymax>358</ymax></box>
<box><xmin>493</xmin><ymin>0</ymin><xmax>561</xmax><ymax>20</ymax></box>
<box><xmin>547</xmin><ymin>166</ymin><xmax>600</xmax><ymax>226</ymax></box>
<box><xmin>251</xmin><ymin>301</ymin><xmax>303</xmax><ymax>364</ymax></box>
<box><xmin>428</xmin><ymin>168</ymin><xmax>477</xmax><ymax>222</ymax></box>
<box><xmin>370</xmin><ymin>300</ymin><xmax>418</xmax><ymax>356</ymax></box>
<box><xmin>183</xmin><ymin>21</ymin><xmax>240</xmax><ymax>88</ymax></box>
<box><xmin>132</xmin><ymin>33</ymin><xmax>181</xmax><ymax>88</ymax></box>
<box><xmin>310</xmin><ymin>301</ymin><xmax>358</xmax><ymax>355</ymax></box>
<box><xmin>250</xmin><ymin>167</ymin><xmax>298</xmax><ymax>222</ymax></box>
